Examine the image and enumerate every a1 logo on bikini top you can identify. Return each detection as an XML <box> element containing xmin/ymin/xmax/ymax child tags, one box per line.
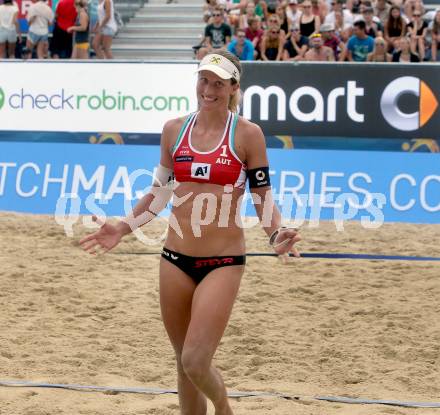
<box><xmin>191</xmin><ymin>163</ymin><xmax>211</xmax><ymax>180</ymax></box>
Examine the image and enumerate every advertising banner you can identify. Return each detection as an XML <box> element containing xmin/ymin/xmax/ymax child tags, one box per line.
<box><xmin>240</xmin><ymin>62</ymin><xmax>440</xmax><ymax>139</ymax></box>
<box><xmin>1</xmin><ymin>61</ymin><xmax>439</xmax><ymax>139</ymax></box>
<box><xmin>0</xmin><ymin>62</ymin><xmax>198</xmax><ymax>134</ymax></box>
<box><xmin>1</xmin><ymin>142</ymin><xmax>439</xmax><ymax>224</ymax></box>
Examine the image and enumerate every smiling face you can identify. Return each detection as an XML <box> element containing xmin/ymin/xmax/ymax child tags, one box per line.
<box><xmin>197</xmin><ymin>70</ymin><xmax>238</xmax><ymax>112</ymax></box>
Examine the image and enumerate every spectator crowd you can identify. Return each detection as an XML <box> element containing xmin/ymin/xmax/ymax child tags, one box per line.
<box><xmin>197</xmin><ymin>0</ymin><xmax>440</xmax><ymax>61</ymax></box>
<box><xmin>0</xmin><ymin>0</ymin><xmax>119</xmax><ymax>59</ymax></box>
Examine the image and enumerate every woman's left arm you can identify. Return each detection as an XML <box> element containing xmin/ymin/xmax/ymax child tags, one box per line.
<box><xmin>243</xmin><ymin>121</ymin><xmax>301</xmax><ymax>256</ymax></box>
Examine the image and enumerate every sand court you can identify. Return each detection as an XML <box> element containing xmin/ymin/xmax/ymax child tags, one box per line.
<box><xmin>1</xmin><ymin>212</ymin><xmax>439</xmax><ymax>415</ymax></box>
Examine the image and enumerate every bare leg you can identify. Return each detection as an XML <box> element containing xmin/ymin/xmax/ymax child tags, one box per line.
<box><xmin>181</xmin><ymin>266</ymin><xmax>243</xmax><ymax>415</ymax></box>
<box><xmin>0</xmin><ymin>43</ymin><xmax>5</xmax><ymax>58</ymax></box>
<box><xmin>102</xmin><ymin>35</ymin><xmax>113</xmax><ymax>59</ymax></box>
<box><xmin>160</xmin><ymin>258</ymin><xmax>207</xmax><ymax>415</ymax></box>
<box><xmin>36</xmin><ymin>41</ymin><xmax>45</xmax><ymax>59</ymax></box>
<box><xmin>93</xmin><ymin>33</ymin><xmax>105</xmax><ymax>58</ymax></box>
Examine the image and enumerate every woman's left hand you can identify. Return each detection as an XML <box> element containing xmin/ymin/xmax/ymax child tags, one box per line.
<box><xmin>272</xmin><ymin>227</ymin><xmax>301</xmax><ymax>257</ymax></box>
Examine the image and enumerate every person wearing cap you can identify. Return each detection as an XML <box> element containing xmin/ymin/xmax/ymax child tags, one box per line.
<box><xmin>320</xmin><ymin>22</ymin><xmax>347</xmax><ymax>60</ymax></box>
<box><xmin>79</xmin><ymin>49</ymin><xmax>301</xmax><ymax>415</ymax></box>
<box><xmin>304</xmin><ymin>32</ymin><xmax>335</xmax><ymax>60</ymax></box>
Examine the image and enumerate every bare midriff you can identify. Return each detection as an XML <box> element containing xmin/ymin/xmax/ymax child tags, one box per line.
<box><xmin>164</xmin><ymin>181</ymin><xmax>247</xmax><ymax>256</ymax></box>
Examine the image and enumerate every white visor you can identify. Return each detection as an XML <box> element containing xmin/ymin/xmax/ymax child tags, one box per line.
<box><xmin>196</xmin><ymin>54</ymin><xmax>240</xmax><ymax>82</ymax></box>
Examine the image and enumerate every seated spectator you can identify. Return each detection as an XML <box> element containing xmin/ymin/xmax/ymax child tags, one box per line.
<box><xmin>275</xmin><ymin>4</ymin><xmax>290</xmax><ymax>34</ymax></box>
<box><xmin>384</xmin><ymin>6</ymin><xmax>406</xmax><ymax>51</ymax></box>
<box><xmin>26</xmin><ymin>0</ymin><xmax>54</xmax><ymax>59</ymax></box>
<box><xmin>361</xmin><ymin>7</ymin><xmax>383</xmax><ymax>38</ymax></box>
<box><xmin>392</xmin><ymin>35</ymin><xmax>419</xmax><ymax>61</ymax></box>
<box><xmin>374</xmin><ymin>0</ymin><xmax>390</xmax><ymax>27</ymax></box>
<box><xmin>347</xmin><ymin>20</ymin><xmax>374</xmax><ymax>61</ymax></box>
<box><xmin>428</xmin><ymin>8</ymin><xmax>440</xmax><ymax>61</ymax></box>
<box><xmin>198</xmin><ymin>6</ymin><xmax>232</xmax><ymax>58</ymax></box>
<box><xmin>403</xmin><ymin>0</ymin><xmax>425</xmax><ymax>22</ymax></box>
<box><xmin>282</xmin><ymin>24</ymin><xmax>308</xmax><ymax>60</ymax></box>
<box><xmin>407</xmin><ymin>10</ymin><xmax>427</xmax><ymax>60</ymax></box>
<box><xmin>312</xmin><ymin>0</ymin><xmax>328</xmax><ymax>23</ymax></box>
<box><xmin>286</xmin><ymin>0</ymin><xmax>302</xmax><ymax>28</ymax></box>
<box><xmin>203</xmin><ymin>0</ymin><xmax>217</xmax><ymax>23</ymax></box>
<box><xmin>239</xmin><ymin>2</ymin><xmax>256</xmax><ymax>29</ymax></box>
<box><xmin>299</xmin><ymin>0</ymin><xmax>321</xmax><ymax>37</ymax></box>
<box><xmin>367</xmin><ymin>35</ymin><xmax>392</xmax><ymax>60</ymax></box>
<box><xmin>50</xmin><ymin>0</ymin><xmax>76</xmax><ymax>59</ymax></box>
<box><xmin>254</xmin><ymin>0</ymin><xmax>268</xmax><ymax>21</ymax></box>
<box><xmin>304</xmin><ymin>32</ymin><xmax>334</xmax><ymax>60</ymax></box>
<box><xmin>260</xmin><ymin>23</ymin><xmax>284</xmax><ymax>60</ymax></box>
<box><xmin>0</xmin><ymin>0</ymin><xmax>21</xmax><ymax>58</ymax></box>
<box><xmin>245</xmin><ymin>15</ymin><xmax>264</xmax><ymax>58</ymax></box>
<box><xmin>228</xmin><ymin>28</ymin><xmax>255</xmax><ymax>59</ymax></box>
<box><xmin>266</xmin><ymin>14</ymin><xmax>287</xmax><ymax>42</ymax></box>
<box><xmin>325</xmin><ymin>0</ymin><xmax>353</xmax><ymax>28</ymax></box>
<box><xmin>320</xmin><ymin>22</ymin><xmax>347</xmax><ymax>60</ymax></box>
<box><xmin>334</xmin><ymin>10</ymin><xmax>352</xmax><ymax>42</ymax></box>
<box><xmin>226</xmin><ymin>0</ymin><xmax>246</xmax><ymax>31</ymax></box>
<box><xmin>67</xmin><ymin>0</ymin><xmax>89</xmax><ymax>59</ymax></box>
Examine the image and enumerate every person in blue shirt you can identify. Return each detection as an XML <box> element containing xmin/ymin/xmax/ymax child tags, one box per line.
<box><xmin>347</xmin><ymin>20</ymin><xmax>374</xmax><ymax>61</ymax></box>
<box><xmin>227</xmin><ymin>28</ymin><xmax>255</xmax><ymax>60</ymax></box>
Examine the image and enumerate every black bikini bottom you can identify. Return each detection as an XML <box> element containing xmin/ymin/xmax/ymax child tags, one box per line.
<box><xmin>161</xmin><ymin>247</ymin><xmax>246</xmax><ymax>285</ymax></box>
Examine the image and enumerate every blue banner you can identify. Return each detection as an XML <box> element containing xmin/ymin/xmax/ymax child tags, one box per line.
<box><xmin>0</xmin><ymin>142</ymin><xmax>439</xmax><ymax>224</ymax></box>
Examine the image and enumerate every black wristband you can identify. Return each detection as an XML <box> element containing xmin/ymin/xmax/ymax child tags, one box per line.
<box><xmin>247</xmin><ymin>166</ymin><xmax>271</xmax><ymax>188</ymax></box>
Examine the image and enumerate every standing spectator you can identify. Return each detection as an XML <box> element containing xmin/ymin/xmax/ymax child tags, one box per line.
<box><xmin>282</xmin><ymin>24</ymin><xmax>308</xmax><ymax>60</ymax></box>
<box><xmin>384</xmin><ymin>6</ymin><xmax>406</xmax><ymax>51</ymax></box>
<box><xmin>428</xmin><ymin>8</ymin><xmax>440</xmax><ymax>61</ymax></box>
<box><xmin>374</xmin><ymin>0</ymin><xmax>390</xmax><ymax>26</ymax></box>
<box><xmin>203</xmin><ymin>7</ymin><xmax>232</xmax><ymax>51</ymax></box>
<box><xmin>347</xmin><ymin>20</ymin><xmax>374</xmax><ymax>60</ymax></box>
<box><xmin>260</xmin><ymin>24</ymin><xmax>283</xmax><ymax>60</ymax></box>
<box><xmin>367</xmin><ymin>35</ymin><xmax>392</xmax><ymax>60</ymax></box>
<box><xmin>407</xmin><ymin>10</ymin><xmax>427</xmax><ymax>60</ymax></box>
<box><xmin>392</xmin><ymin>35</ymin><xmax>419</xmax><ymax>61</ymax></box>
<box><xmin>320</xmin><ymin>22</ymin><xmax>346</xmax><ymax>60</ymax></box>
<box><xmin>68</xmin><ymin>0</ymin><xmax>89</xmax><ymax>59</ymax></box>
<box><xmin>362</xmin><ymin>7</ymin><xmax>382</xmax><ymax>38</ymax></box>
<box><xmin>304</xmin><ymin>32</ymin><xmax>334</xmax><ymax>60</ymax></box>
<box><xmin>228</xmin><ymin>28</ymin><xmax>255</xmax><ymax>59</ymax></box>
<box><xmin>0</xmin><ymin>0</ymin><xmax>20</xmax><ymax>58</ymax></box>
<box><xmin>299</xmin><ymin>0</ymin><xmax>320</xmax><ymax>37</ymax></box>
<box><xmin>239</xmin><ymin>2</ymin><xmax>256</xmax><ymax>29</ymax></box>
<box><xmin>50</xmin><ymin>0</ymin><xmax>77</xmax><ymax>59</ymax></box>
<box><xmin>26</xmin><ymin>0</ymin><xmax>54</xmax><ymax>59</ymax></box>
<box><xmin>286</xmin><ymin>0</ymin><xmax>302</xmax><ymax>28</ymax></box>
<box><xmin>93</xmin><ymin>0</ymin><xmax>118</xmax><ymax>59</ymax></box>
<box><xmin>245</xmin><ymin>15</ymin><xmax>264</xmax><ymax>58</ymax></box>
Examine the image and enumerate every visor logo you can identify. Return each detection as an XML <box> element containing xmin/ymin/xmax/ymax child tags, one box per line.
<box><xmin>380</xmin><ymin>76</ymin><xmax>438</xmax><ymax>131</ymax></box>
<box><xmin>210</xmin><ymin>57</ymin><xmax>221</xmax><ymax>65</ymax></box>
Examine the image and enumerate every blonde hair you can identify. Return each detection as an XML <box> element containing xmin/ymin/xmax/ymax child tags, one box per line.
<box><xmin>206</xmin><ymin>50</ymin><xmax>243</xmax><ymax>113</ymax></box>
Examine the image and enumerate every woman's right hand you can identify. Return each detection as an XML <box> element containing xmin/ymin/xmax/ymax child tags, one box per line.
<box><xmin>79</xmin><ymin>215</ymin><xmax>123</xmax><ymax>254</ymax></box>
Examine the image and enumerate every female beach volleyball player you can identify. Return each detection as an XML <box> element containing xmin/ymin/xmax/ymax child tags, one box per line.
<box><xmin>79</xmin><ymin>50</ymin><xmax>301</xmax><ymax>415</ymax></box>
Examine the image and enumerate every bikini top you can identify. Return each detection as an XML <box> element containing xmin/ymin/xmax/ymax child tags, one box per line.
<box><xmin>172</xmin><ymin>112</ymin><xmax>247</xmax><ymax>188</ymax></box>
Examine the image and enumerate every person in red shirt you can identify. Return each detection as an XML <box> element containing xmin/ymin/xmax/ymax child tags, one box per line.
<box><xmin>245</xmin><ymin>15</ymin><xmax>264</xmax><ymax>58</ymax></box>
<box><xmin>50</xmin><ymin>0</ymin><xmax>77</xmax><ymax>58</ymax></box>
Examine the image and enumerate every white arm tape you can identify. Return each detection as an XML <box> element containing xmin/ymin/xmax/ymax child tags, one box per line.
<box><xmin>149</xmin><ymin>164</ymin><xmax>175</xmax><ymax>215</ymax></box>
<box><xmin>153</xmin><ymin>164</ymin><xmax>174</xmax><ymax>187</ymax></box>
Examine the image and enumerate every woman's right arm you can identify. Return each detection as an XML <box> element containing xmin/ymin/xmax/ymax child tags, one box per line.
<box><xmin>115</xmin><ymin>119</ymin><xmax>178</xmax><ymax>237</ymax></box>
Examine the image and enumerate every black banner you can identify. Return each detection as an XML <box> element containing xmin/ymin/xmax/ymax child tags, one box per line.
<box><xmin>240</xmin><ymin>62</ymin><xmax>440</xmax><ymax>139</ymax></box>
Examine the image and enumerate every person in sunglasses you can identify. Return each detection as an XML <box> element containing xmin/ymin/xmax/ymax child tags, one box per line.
<box><xmin>203</xmin><ymin>6</ymin><xmax>232</xmax><ymax>51</ymax></box>
<box><xmin>407</xmin><ymin>9</ymin><xmax>428</xmax><ymax>60</ymax></box>
<box><xmin>282</xmin><ymin>24</ymin><xmax>308</xmax><ymax>60</ymax></box>
<box><xmin>304</xmin><ymin>32</ymin><xmax>334</xmax><ymax>60</ymax></box>
<box><xmin>260</xmin><ymin>23</ymin><xmax>283</xmax><ymax>60</ymax></box>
